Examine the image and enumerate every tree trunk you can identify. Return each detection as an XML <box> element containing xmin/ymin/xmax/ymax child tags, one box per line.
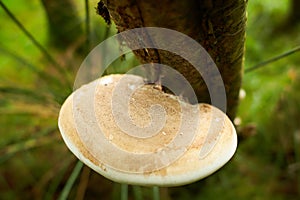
<box><xmin>289</xmin><ymin>0</ymin><xmax>300</xmax><ymax>24</ymax></box>
<box><xmin>101</xmin><ymin>0</ymin><xmax>247</xmax><ymax>120</ymax></box>
<box><xmin>41</xmin><ymin>0</ymin><xmax>83</xmax><ymax>49</ymax></box>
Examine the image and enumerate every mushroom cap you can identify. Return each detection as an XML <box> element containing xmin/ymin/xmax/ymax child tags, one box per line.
<box><xmin>58</xmin><ymin>74</ymin><xmax>237</xmax><ymax>186</ymax></box>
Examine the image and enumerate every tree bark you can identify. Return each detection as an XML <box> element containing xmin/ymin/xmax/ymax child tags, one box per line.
<box><xmin>101</xmin><ymin>0</ymin><xmax>247</xmax><ymax>120</ymax></box>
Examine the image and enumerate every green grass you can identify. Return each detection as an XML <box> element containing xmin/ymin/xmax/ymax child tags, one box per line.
<box><xmin>0</xmin><ymin>0</ymin><xmax>300</xmax><ymax>199</ymax></box>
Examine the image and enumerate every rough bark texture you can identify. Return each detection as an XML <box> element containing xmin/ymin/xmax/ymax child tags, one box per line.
<box><xmin>101</xmin><ymin>0</ymin><xmax>247</xmax><ymax>120</ymax></box>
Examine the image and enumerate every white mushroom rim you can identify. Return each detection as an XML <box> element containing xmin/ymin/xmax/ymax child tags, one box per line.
<box><xmin>58</xmin><ymin>74</ymin><xmax>237</xmax><ymax>187</ymax></box>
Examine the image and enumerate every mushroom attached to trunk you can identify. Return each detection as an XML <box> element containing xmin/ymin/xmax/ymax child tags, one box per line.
<box><xmin>58</xmin><ymin>74</ymin><xmax>237</xmax><ymax>187</ymax></box>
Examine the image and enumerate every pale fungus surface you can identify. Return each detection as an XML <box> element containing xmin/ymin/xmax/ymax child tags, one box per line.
<box><xmin>58</xmin><ymin>74</ymin><xmax>237</xmax><ymax>186</ymax></box>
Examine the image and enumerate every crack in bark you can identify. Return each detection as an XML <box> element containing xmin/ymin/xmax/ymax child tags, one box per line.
<box><xmin>133</xmin><ymin>0</ymin><xmax>162</xmax><ymax>83</ymax></box>
<box><xmin>100</xmin><ymin>0</ymin><xmax>247</xmax><ymax>119</ymax></box>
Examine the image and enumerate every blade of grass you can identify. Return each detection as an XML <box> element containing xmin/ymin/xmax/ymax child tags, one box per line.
<box><xmin>0</xmin><ymin>126</ymin><xmax>58</xmax><ymax>163</ymax></box>
<box><xmin>58</xmin><ymin>161</ymin><xmax>84</xmax><ymax>200</ymax></box>
<box><xmin>153</xmin><ymin>186</ymin><xmax>160</xmax><ymax>200</ymax></box>
<box><xmin>0</xmin><ymin>102</ymin><xmax>58</xmax><ymax>118</ymax></box>
<box><xmin>43</xmin><ymin>158</ymin><xmax>73</xmax><ymax>200</ymax></box>
<box><xmin>0</xmin><ymin>1</ymin><xmax>72</xmax><ymax>88</ymax></box>
<box><xmin>0</xmin><ymin>45</ymin><xmax>41</xmax><ymax>74</ymax></box>
<box><xmin>0</xmin><ymin>46</ymin><xmax>66</xmax><ymax>92</ymax></box>
<box><xmin>0</xmin><ymin>84</ymin><xmax>68</xmax><ymax>106</ymax></box>
<box><xmin>0</xmin><ymin>86</ymin><xmax>52</xmax><ymax>104</ymax></box>
<box><xmin>121</xmin><ymin>184</ymin><xmax>128</xmax><ymax>200</ymax></box>
<box><xmin>34</xmin><ymin>156</ymin><xmax>74</xmax><ymax>200</ymax></box>
<box><xmin>85</xmin><ymin>0</ymin><xmax>91</xmax><ymax>52</ymax></box>
<box><xmin>132</xmin><ymin>185</ymin><xmax>143</xmax><ymax>200</ymax></box>
<box><xmin>75</xmin><ymin>166</ymin><xmax>91</xmax><ymax>200</ymax></box>
<box><xmin>245</xmin><ymin>46</ymin><xmax>300</xmax><ymax>73</ymax></box>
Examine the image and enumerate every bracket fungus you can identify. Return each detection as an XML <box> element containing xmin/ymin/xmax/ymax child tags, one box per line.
<box><xmin>58</xmin><ymin>74</ymin><xmax>237</xmax><ymax>187</ymax></box>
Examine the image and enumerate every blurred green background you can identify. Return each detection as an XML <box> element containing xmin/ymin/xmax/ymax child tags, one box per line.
<box><xmin>0</xmin><ymin>0</ymin><xmax>300</xmax><ymax>199</ymax></box>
